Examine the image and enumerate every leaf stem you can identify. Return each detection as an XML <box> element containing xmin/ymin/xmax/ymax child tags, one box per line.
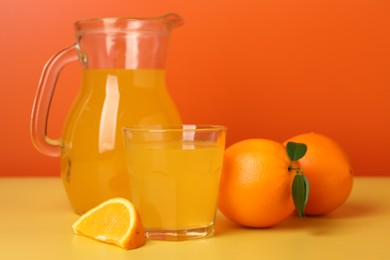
<box><xmin>289</xmin><ymin>166</ymin><xmax>304</xmax><ymax>176</ymax></box>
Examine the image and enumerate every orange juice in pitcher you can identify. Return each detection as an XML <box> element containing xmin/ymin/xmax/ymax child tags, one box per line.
<box><xmin>31</xmin><ymin>15</ymin><xmax>183</xmax><ymax>213</ymax></box>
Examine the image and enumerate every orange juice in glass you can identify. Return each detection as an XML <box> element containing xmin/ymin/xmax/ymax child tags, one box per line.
<box><xmin>122</xmin><ymin>125</ymin><xmax>226</xmax><ymax>240</ymax></box>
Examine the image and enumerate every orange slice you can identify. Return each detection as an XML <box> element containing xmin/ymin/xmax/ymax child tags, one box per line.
<box><xmin>72</xmin><ymin>198</ymin><xmax>145</xmax><ymax>250</ymax></box>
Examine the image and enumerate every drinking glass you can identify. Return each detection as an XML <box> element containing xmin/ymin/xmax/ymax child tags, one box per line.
<box><xmin>122</xmin><ymin>125</ymin><xmax>226</xmax><ymax>240</ymax></box>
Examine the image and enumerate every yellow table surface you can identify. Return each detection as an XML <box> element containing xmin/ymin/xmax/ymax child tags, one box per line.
<box><xmin>1</xmin><ymin>177</ymin><xmax>389</xmax><ymax>260</ymax></box>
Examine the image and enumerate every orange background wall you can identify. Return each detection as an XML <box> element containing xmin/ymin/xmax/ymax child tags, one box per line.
<box><xmin>0</xmin><ymin>0</ymin><xmax>389</xmax><ymax>177</ymax></box>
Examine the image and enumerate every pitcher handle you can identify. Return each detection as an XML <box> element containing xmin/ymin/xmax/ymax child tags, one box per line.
<box><xmin>30</xmin><ymin>45</ymin><xmax>79</xmax><ymax>157</ymax></box>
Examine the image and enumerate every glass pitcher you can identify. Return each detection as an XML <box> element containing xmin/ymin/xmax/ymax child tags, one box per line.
<box><xmin>31</xmin><ymin>14</ymin><xmax>183</xmax><ymax>214</ymax></box>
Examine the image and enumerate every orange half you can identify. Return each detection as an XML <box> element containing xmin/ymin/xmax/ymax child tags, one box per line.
<box><xmin>72</xmin><ymin>198</ymin><xmax>145</xmax><ymax>250</ymax></box>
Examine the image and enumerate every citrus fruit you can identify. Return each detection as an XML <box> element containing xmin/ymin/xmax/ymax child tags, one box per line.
<box><xmin>72</xmin><ymin>197</ymin><xmax>145</xmax><ymax>250</ymax></box>
<box><xmin>218</xmin><ymin>139</ymin><xmax>297</xmax><ymax>228</ymax></box>
<box><xmin>284</xmin><ymin>132</ymin><xmax>353</xmax><ymax>215</ymax></box>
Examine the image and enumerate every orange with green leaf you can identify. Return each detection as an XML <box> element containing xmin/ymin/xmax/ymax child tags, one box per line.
<box><xmin>284</xmin><ymin>132</ymin><xmax>353</xmax><ymax>215</ymax></box>
<box><xmin>218</xmin><ymin>139</ymin><xmax>308</xmax><ymax>228</ymax></box>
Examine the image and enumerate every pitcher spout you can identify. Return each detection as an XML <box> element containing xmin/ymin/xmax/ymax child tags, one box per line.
<box><xmin>161</xmin><ymin>13</ymin><xmax>184</xmax><ymax>30</ymax></box>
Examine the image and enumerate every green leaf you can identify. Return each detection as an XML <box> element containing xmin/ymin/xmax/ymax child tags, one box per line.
<box><xmin>303</xmin><ymin>175</ymin><xmax>310</xmax><ymax>206</ymax></box>
<box><xmin>292</xmin><ymin>174</ymin><xmax>309</xmax><ymax>218</ymax></box>
<box><xmin>286</xmin><ymin>142</ymin><xmax>307</xmax><ymax>161</ymax></box>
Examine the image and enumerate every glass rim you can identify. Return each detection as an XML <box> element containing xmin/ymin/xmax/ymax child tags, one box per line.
<box><xmin>122</xmin><ymin>124</ymin><xmax>226</xmax><ymax>133</ymax></box>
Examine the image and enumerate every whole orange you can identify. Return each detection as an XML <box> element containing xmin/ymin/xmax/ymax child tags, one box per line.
<box><xmin>284</xmin><ymin>133</ymin><xmax>353</xmax><ymax>215</ymax></box>
<box><xmin>218</xmin><ymin>139</ymin><xmax>296</xmax><ymax>228</ymax></box>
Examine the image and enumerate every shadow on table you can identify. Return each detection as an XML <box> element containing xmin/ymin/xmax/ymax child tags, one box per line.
<box><xmin>214</xmin><ymin>212</ymin><xmax>244</xmax><ymax>236</ymax></box>
<box><xmin>277</xmin><ymin>199</ymin><xmax>384</xmax><ymax>236</ymax></box>
<box><xmin>214</xmin><ymin>199</ymin><xmax>385</xmax><ymax>237</ymax></box>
